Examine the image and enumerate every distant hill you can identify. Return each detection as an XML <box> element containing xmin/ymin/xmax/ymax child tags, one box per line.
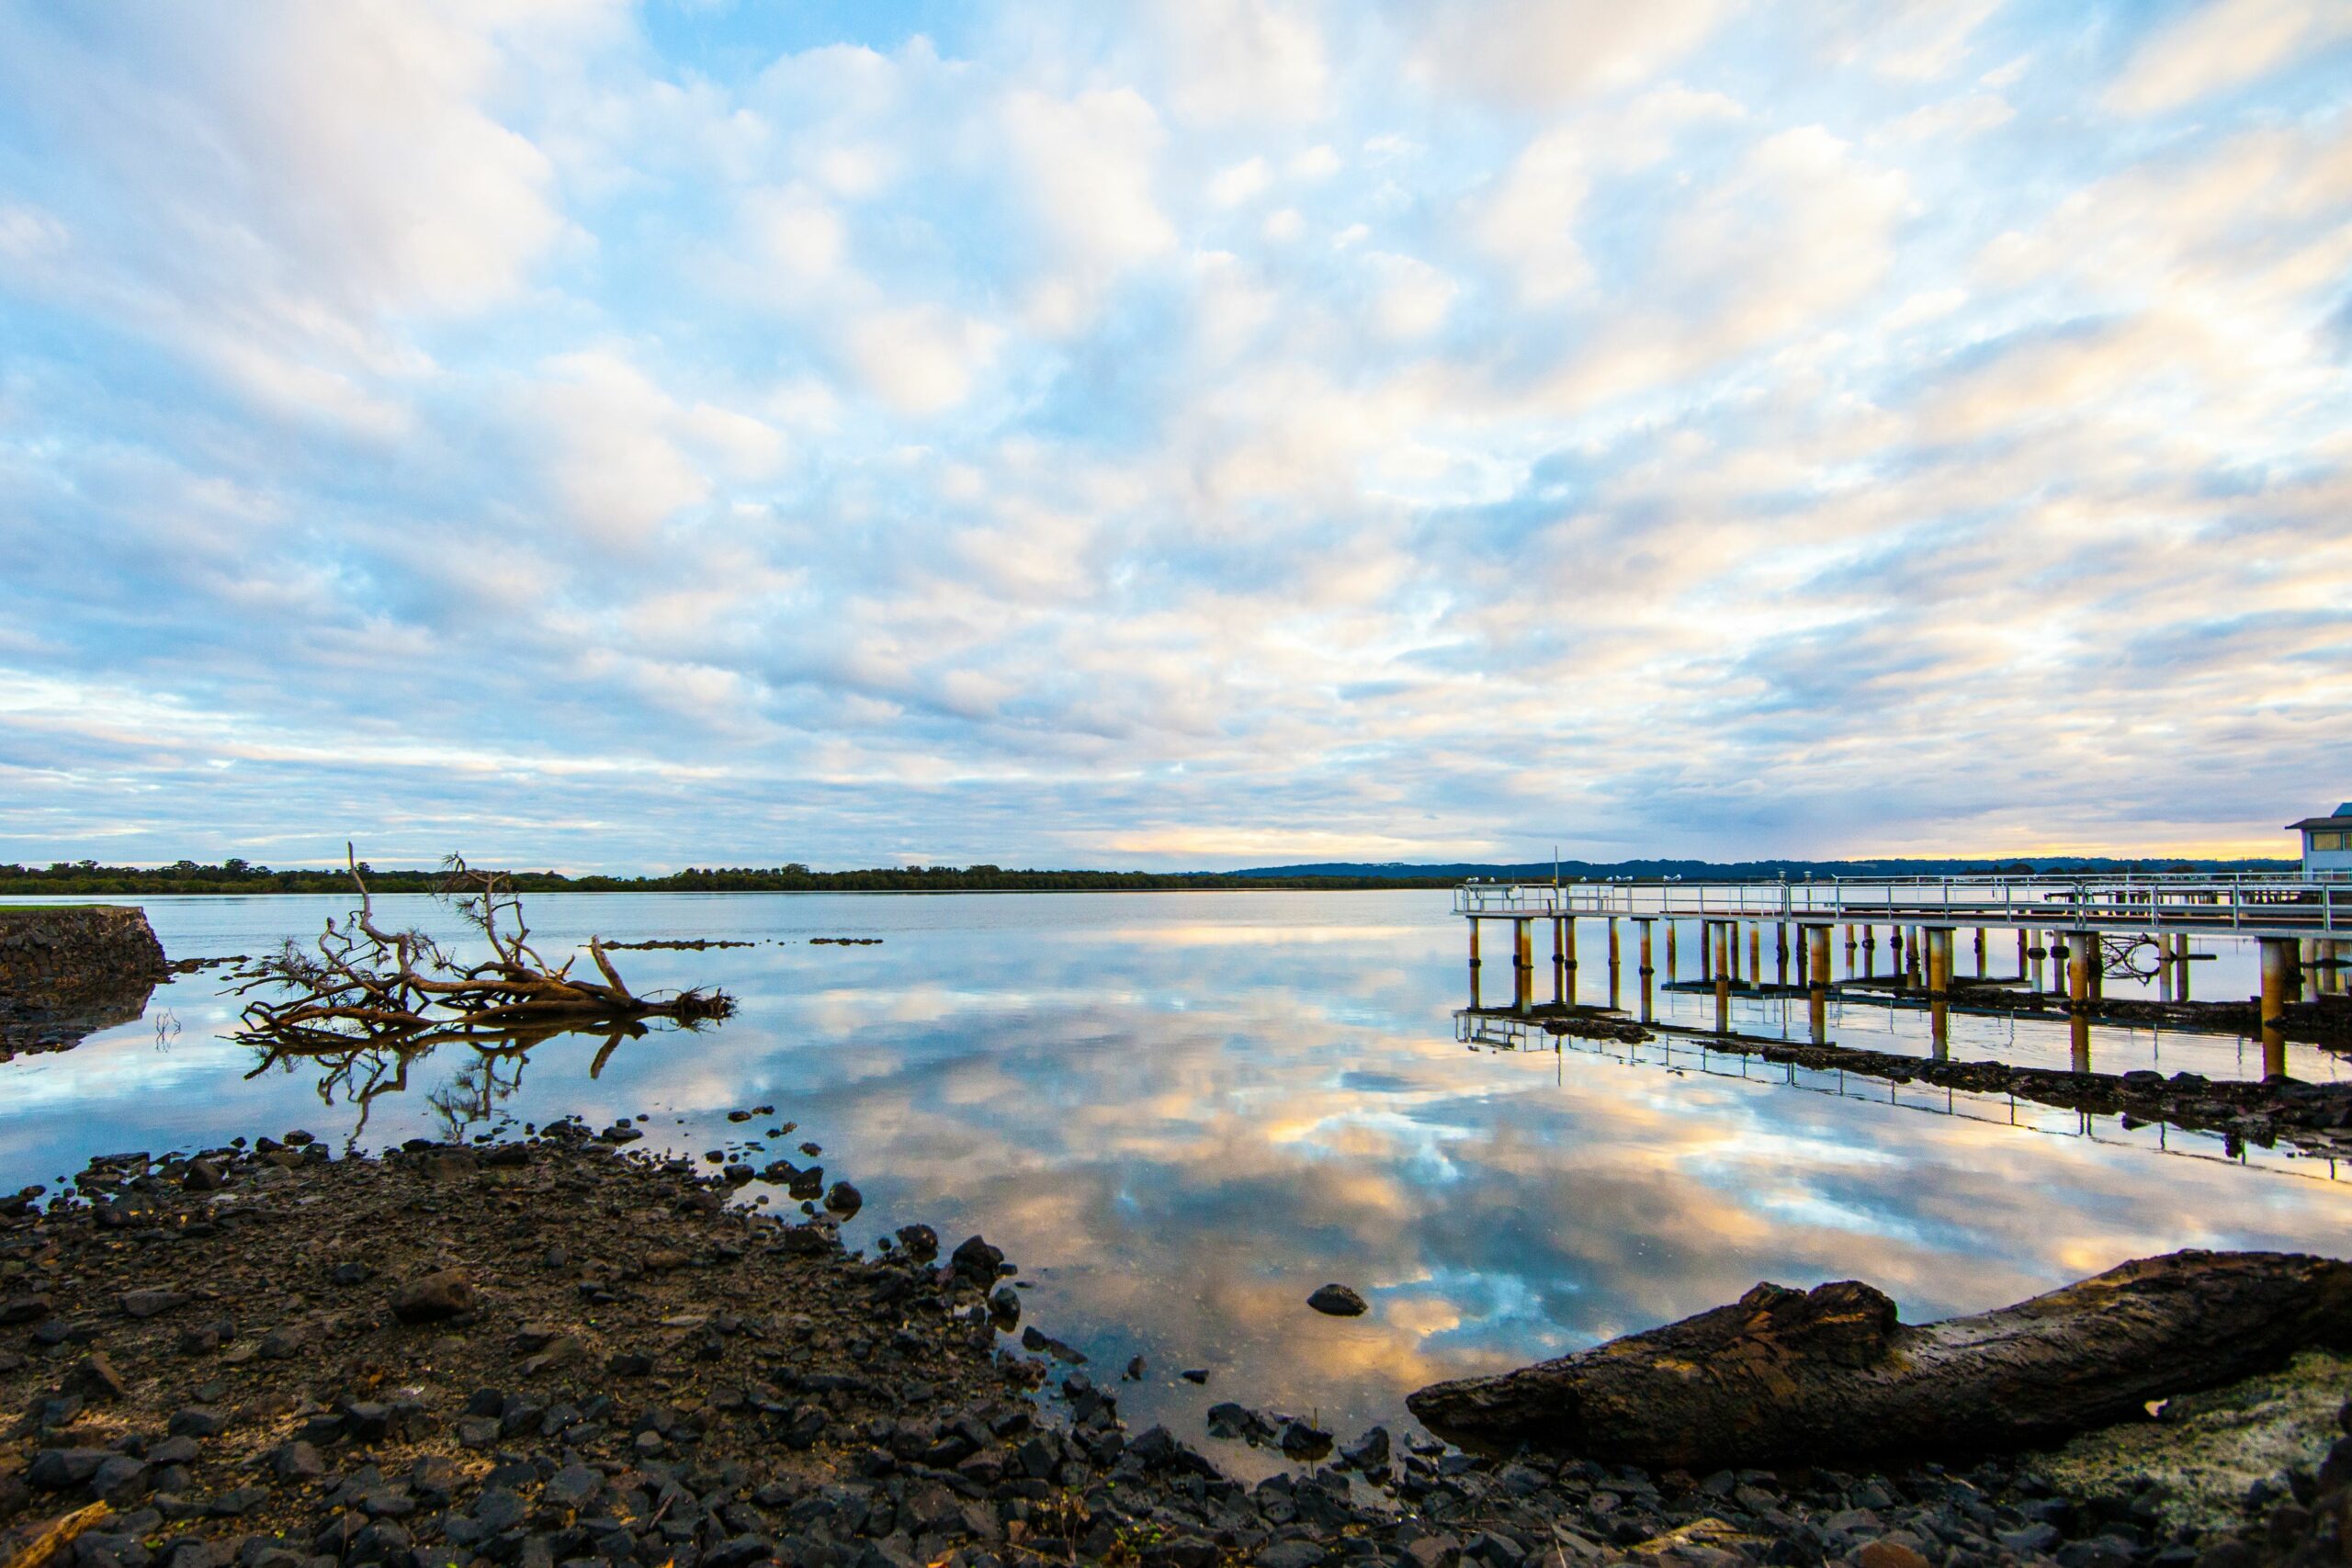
<box><xmin>1230</xmin><ymin>856</ymin><xmax>2300</xmax><ymax>881</ymax></box>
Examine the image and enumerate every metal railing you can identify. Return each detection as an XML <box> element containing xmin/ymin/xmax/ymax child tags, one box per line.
<box><xmin>1453</xmin><ymin>873</ymin><xmax>2349</xmax><ymax>938</ymax></box>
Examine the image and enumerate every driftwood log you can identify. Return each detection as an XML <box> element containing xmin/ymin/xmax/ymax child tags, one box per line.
<box><xmin>1407</xmin><ymin>1250</ymin><xmax>2352</xmax><ymax>1469</ymax></box>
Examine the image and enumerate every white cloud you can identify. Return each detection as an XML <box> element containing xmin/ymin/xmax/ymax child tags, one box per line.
<box><xmin>1209</xmin><ymin>158</ymin><xmax>1274</xmax><ymax>207</ymax></box>
<box><xmin>1471</xmin><ymin>128</ymin><xmax>1593</xmax><ymax>304</ymax></box>
<box><xmin>1000</xmin><ymin>87</ymin><xmax>1176</xmax><ymax>326</ymax></box>
<box><xmin>1408</xmin><ymin>0</ymin><xmax>1730</xmax><ymax>107</ymax></box>
<box><xmin>1367</xmin><ymin>254</ymin><xmax>1456</xmax><ymax>339</ymax></box>
<box><xmin>2106</xmin><ymin>0</ymin><xmax>2352</xmax><ymax>115</ymax></box>
<box><xmin>844</xmin><ymin>304</ymin><xmax>1004</xmax><ymax>413</ymax></box>
<box><xmin>1154</xmin><ymin>0</ymin><xmax>1329</xmax><ymax>124</ymax></box>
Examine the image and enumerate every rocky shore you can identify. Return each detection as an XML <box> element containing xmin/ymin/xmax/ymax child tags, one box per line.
<box><xmin>3</xmin><ymin>1128</ymin><xmax>2345</xmax><ymax>1568</ymax></box>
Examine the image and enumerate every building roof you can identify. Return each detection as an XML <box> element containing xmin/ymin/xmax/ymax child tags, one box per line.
<box><xmin>2288</xmin><ymin>805</ymin><xmax>2352</xmax><ymax>830</ymax></box>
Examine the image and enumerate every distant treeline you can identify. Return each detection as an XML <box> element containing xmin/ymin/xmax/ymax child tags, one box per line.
<box><xmin>0</xmin><ymin>859</ymin><xmax>1461</xmax><ymax>896</ymax></box>
<box><xmin>0</xmin><ymin>853</ymin><xmax>2300</xmax><ymax>897</ymax></box>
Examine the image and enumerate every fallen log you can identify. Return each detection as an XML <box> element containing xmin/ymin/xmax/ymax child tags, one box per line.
<box><xmin>1407</xmin><ymin>1250</ymin><xmax>2352</xmax><ymax>1469</ymax></box>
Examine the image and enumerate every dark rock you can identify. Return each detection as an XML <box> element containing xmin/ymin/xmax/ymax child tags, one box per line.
<box><xmin>389</xmin><ymin>1269</ymin><xmax>475</xmax><ymax>1323</ymax></box>
<box><xmin>1205</xmin><ymin>1404</ymin><xmax>1275</xmax><ymax>1443</ymax></box>
<box><xmin>167</xmin><ymin>1406</ymin><xmax>229</xmax><ymax>1438</ymax></box>
<box><xmin>273</xmin><ymin>1442</ymin><xmax>326</xmax><ymax>1481</ymax></box>
<box><xmin>1</xmin><ymin>1292</ymin><xmax>55</xmax><ymax>1325</ymax></box>
<box><xmin>988</xmin><ymin>1286</ymin><xmax>1022</xmax><ymax>1326</ymax></box>
<box><xmin>181</xmin><ymin>1160</ymin><xmax>224</xmax><ymax>1192</ymax></box>
<box><xmin>119</xmin><ymin>1289</ymin><xmax>193</xmax><ymax>1319</ymax></box>
<box><xmin>28</xmin><ymin>1447</ymin><xmax>112</xmax><ymax>1490</ymax></box>
<box><xmin>74</xmin><ymin>1350</ymin><xmax>130</xmax><ymax>1401</ymax></box>
<box><xmin>1020</xmin><ymin>1325</ymin><xmax>1084</xmax><ymax>1363</ymax></box>
<box><xmin>542</xmin><ymin>1464</ymin><xmax>604</xmax><ymax>1512</ymax></box>
<box><xmin>951</xmin><ymin>1235</ymin><xmax>1005</xmax><ymax>1281</ymax></box>
<box><xmin>1181</xmin><ymin>1368</ymin><xmax>1210</xmax><ymax>1383</ymax></box>
<box><xmin>896</xmin><ymin>1225</ymin><xmax>939</xmax><ymax>1262</ymax></box>
<box><xmin>823</xmin><ymin>1181</ymin><xmax>863</xmax><ymax>1217</ymax></box>
<box><xmin>1306</xmin><ymin>1284</ymin><xmax>1367</xmax><ymax>1317</ymax></box>
<box><xmin>1278</xmin><ymin>1420</ymin><xmax>1333</xmax><ymax>1461</ymax></box>
<box><xmin>1338</xmin><ymin>1427</ymin><xmax>1390</xmax><ymax>1470</ymax></box>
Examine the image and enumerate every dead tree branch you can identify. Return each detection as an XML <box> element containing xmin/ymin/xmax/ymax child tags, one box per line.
<box><xmin>230</xmin><ymin>846</ymin><xmax>733</xmax><ymax>1050</ymax></box>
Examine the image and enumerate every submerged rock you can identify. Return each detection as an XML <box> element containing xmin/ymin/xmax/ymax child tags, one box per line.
<box><xmin>1306</xmin><ymin>1282</ymin><xmax>1368</xmax><ymax>1316</ymax></box>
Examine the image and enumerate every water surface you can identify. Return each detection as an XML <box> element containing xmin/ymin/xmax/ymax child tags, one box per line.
<box><xmin>5</xmin><ymin>890</ymin><xmax>2349</xmax><ymax>1457</ymax></box>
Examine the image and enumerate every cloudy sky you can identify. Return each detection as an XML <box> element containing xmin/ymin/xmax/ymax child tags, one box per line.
<box><xmin>2</xmin><ymin>0</ymin><xmax>2347</xmax><ymax>872</ymax></box>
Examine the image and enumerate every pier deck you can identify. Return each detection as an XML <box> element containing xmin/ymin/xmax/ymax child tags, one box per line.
<box><xmin>1453</xmin><ymin>872</ymin><xmax>2348</xmax><ymax>940</ymax></box>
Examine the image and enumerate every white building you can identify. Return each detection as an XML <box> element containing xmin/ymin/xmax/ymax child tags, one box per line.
<box><xmin>2289</xmin><ymin>804</ymin><xmax>2352</xmax><ymax>878</ymax></box>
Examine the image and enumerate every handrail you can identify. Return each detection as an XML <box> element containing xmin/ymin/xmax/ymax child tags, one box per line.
<box><xmin>1452</xmin><ymin>872</ymin><xmax>2350</xmax><ymax>938</ymax></box>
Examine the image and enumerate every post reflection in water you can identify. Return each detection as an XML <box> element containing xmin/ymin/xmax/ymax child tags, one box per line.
<box><xmin>5</xmin><ymin>891</ymin><xmax>2352</xmax><ymax>1453</ymax></box>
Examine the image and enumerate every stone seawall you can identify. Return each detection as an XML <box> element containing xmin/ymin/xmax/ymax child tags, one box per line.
<box><xmin>0</xmin><ymin>904</ymin><xmax>167</xmax><ymax>999</ymax></box>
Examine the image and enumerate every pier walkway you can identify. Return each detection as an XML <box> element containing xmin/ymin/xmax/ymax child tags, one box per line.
<box><xmin>1453</xmin><ymin>872</ymin><xmax>2351</xmax><ymax>1059</ymax></box>
<box><xmin>1453</xmin><ymin>871</ymin><xmax>2348</xmax><ymax>939</ymax></box>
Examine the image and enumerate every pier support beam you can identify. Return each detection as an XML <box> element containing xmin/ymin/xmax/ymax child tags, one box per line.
<box><xmin>1844</xmin><ymin>923</ymin><xmax>1856</xmax><ymax>977</ymax></box>
<box><xmin>1564</xmin><ymin>918</ymin><xmax>1578</xmax><ymax>1005</ymax></box>
<box><xmin>1608</xmin><ymin>918</ymin><xmax>1622</xmax><ymax>1010</ymax></box>
<box><xmin>1973</xmin><ymin>928</ymin><xmax>1986</xmax><ymax>977</ymax></box>
<box><xmin>1927</xmin><ymin>927</ymin><xmax>1953</xmax><ymax>1058</ymax></box>
<box><xmin>1806</xmin><ymin>924</ymin><xmax>1831</xmax><ymax>1044</ymax></box>
<box><xmin>2017</xmin><ymin>928</ymin><xmax>2029</xmax><ymax>981</ymax></box>
<box><xmin>1513</xmin><ymin>918</ymin><xmax>1533</xmax><ymax>1013</ymax></box>
<box><xmin>1863</xmin><ymin>925</ymin><xmax>1877</xmax><ymax>978</ymax></box>
<box><xmin>1468</xmin><ymin>919</ymin><xmax>1481</xmax><ymax>1009</ymax></box>
<box><xmin>1749</xmin><ymin>924</ymin><xmax>1761</xmax><ymax>982</ymax></box>
<box><xmin>1775</xmin><ymin>922</ymin><xmax>1789</xmax><ymax>987</ymax></box>
<box><xmin>1667</xmin><ymin>920</ymin><xmax>1678</xmax><ymax>983</ymax></box>
<box><xmin>1636</xmin><ymin>919</ymin><xmax>1655</xmax><ymax>1024</ymax></box>
<box><xmin>2175</xmin><ymin>933</ymin><xmax>2191</xmax><ymax>1002</ymax></box>
<box><xmin>2260</xmin><ymin>937</ymin><xmax>2302</xmax><ymax>1072</ymax></box>
<box><xmin>1552</xmin><ymin>918</ymin><xmax>1566</xmax><ymax>1004</ymax></box>
<box><xmin>1712</xmin><ymin>922</ymin><xmax>1731</xmax><ymax>1035</ymax></box>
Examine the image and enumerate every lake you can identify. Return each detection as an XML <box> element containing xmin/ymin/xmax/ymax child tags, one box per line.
<box><xmin>5</xmin><ymin>889</ymin><xmax>2349</xmax><ymax>1462</ymax></box>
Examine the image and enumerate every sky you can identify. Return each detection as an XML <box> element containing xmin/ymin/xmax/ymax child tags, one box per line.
<box><xmin>1</xmin><ymin>0</ymin><xmax>2348</xmax><ymax>873</ymax></box>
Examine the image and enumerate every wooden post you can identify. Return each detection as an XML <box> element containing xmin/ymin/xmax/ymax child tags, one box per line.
<box><xmin>1514</xmin><ymin>918</ymin><xmax>1533</xmax><ymax>1012</ymax></box>
<box><xmin>1713</xmin><ymin>922</ymin><xmax>1731</xmax><ymax>1034</ymax></box>
<box><xmin>1807</xmin><ymin>924</ymin><xmax>1830</xmax><ymax>1043</ymax></box>
<box><xmin>1667</xmin><ymin>920</ymin><xmax>1679</xmax><ymax>982</ymax></box>
<box><xmin>1637</xmin><ymin>919</ymin><xmax>1655</xmax><ymax>1023</ymax></box>
<box><xmin>1565</xmin><ymin>917</ymin><xmax>1578</xmax><ymax>1005</ymax></box>
<box><xmin>1608</xmin><ymin>918</ymin><xmax>1622</xmax><ymax>1010</ymax></box>
<box><xmin>1552</xmin><ymin>917</ymin><xmax>1566</xmax><ymax>1004</ymax></box>
<box><xmin>1468</xmin><ymin>918</ymin><xmax>1481</xmax><ymax>1009</ymax></box>
<box><xmin>2260</xmin><ymin>937</ymin><xmax>2301</xmax><ymax>1069</ymax></box>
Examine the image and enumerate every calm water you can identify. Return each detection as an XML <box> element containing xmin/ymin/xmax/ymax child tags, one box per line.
<box><xmin>6</xmin><ymin>890</ymin><xmax>2351</xmax><ymax>1460</ymax></box>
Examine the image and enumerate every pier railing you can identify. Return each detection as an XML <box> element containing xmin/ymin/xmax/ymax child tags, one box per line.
<box><xmin>1453</xmin><ymin>872</ymin><xmax>2348</xmax><ymax>939</ymax></box>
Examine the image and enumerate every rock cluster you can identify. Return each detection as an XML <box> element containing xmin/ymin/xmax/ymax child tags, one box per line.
<box><xmin>0</xmin><ymin>906</ymin><xmax>168</xmax><ymax>1057</ymax></box>
<box><xmin>0</xmin><ymin>1125</ymin><xmax>2335</xmax><ymax>1568</ymax></box>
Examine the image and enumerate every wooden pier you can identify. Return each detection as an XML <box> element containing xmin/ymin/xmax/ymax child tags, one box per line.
<box><xmin>1456</xmin><ymin>873</ymin><xmax>2352</xmax><ymax>1066</ymax></box>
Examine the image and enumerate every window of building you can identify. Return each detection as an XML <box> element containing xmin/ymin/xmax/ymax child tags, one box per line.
<box><xmin>2314</xmin><ymin>830</ymin><xmax>2347</xmax><ymax>852</ymax></box>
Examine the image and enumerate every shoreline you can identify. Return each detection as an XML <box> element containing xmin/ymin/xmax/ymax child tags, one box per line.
<box><xmin>5</xmin><ymin>1124</ymin><xmax>2343</xmax><ymax>1567</ymax></box>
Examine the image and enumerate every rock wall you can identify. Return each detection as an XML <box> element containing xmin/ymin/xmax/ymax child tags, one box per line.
<box><xmin>0</xmin><ymin>905</ymin><xmax>167</xmax><ymax>1001</ymax></box>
